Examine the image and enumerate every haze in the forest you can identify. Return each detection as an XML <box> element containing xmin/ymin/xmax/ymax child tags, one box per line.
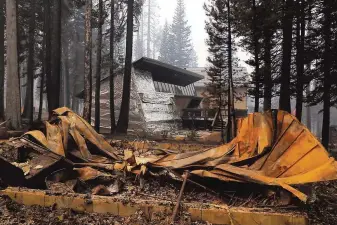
<box><xmin>157</xmin><ymin>0</ymin><xmax>250</xmax><ymax>70</ymax></box>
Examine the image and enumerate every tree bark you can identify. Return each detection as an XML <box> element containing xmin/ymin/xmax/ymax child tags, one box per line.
<box><xmin>279</xmin><ymin>0</ymin><xmax>294</xmax><ymax>112</ymax></box>
<box><xmin>49</xmin><ymin>0</ymin><xmax>62</xmax><ymax>114</ymax></box>
<box><xmin>252</xmin><ymin>0</ymin><xmax>260</xmax><ymax>112</ymax></box>
<box><xmin>63</xmin><ymin>42</ymin><xmax>70</xmax><ymax>107</ymax></box>
<box><xmin>295</xmin><ymin>0</ymin><xmax>305</xmax><ymax>121</ymax></box>
<box><xmin>116</xmin><ymin>0</ymin><xmax>134</xmax><ymax>134</ymax></box>
<box><xmin>83</xmin><ymin>0</ymin><xmax>92</xmax><ymax>122</ymax></box>
<box><xmin>110</xmin><ymin>0</ymin><xmax>116</xmax><ymax>133</ymax></box>
<box><xmin>263</xmin><ymin>22</ymin><xmax>272</xmax><ymax>111</ymax></box>
<box><xmin>227</xmin><ymin>0</ymin><xmax>235</xmax><ymax>142</ymax></box>
<box><xmin>44</xmin><ymin>0</ymin><xmax>52</xmax><ymax>116</ymax></box>
<box><xmin>23</xmin><ymin>0</ymin><xmax>36</xmax><ymax>123</ymax></box>
<box><xmin>5</xmin><ymin>0</ymin><xmax>22</xmax><ymax>129</ymax></box>
<box><xmin>95</xmin><ymin>0</ymin><xmax>103</xmax><ymax>132</ymax></box>
<box><xmin>321</xmin><ymin>0</ymin><xmax>332</xmax><ymax>149</ymax></box>
<box><xmin>0</xmin><ymin>0</ymin><xmax>5</xmax><ymax>121</ymax></box>
<box><xmin>38</xmin><ymin>57</ymin><xmax>45</xmax><ymax>121</ymax></box>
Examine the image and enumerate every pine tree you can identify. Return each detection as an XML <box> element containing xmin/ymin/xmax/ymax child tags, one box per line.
<box><xmin>110</xmin><ymin>0</ymin><xmax>116</xmax><ymax>133</ymax></box>
<box><xmin>279</xmin><ymin>0</ymin><xmax>294</xmax><ymax>113</ymax></box>
<box><xmin>134</xmin><ymin>29</ymin><xmax>144</xmax><ymax>60</ymax></box>
<box><xmin>83</xmin><ymin>0</ymin><xmax>93</xmax><ymax>122</ymax></box>
<box><xmin>170</xmin><ymin>0</ymin><xmax>197</xmax><ymax>68</ymax></box>
<box><xmin>116</xmin><ymin>0</ymin><xmax>135</xmax><ymax>134</ymax></box>
<box><xmin>6</xmin><ymin>0</ymin><xmax>22</xmax><ymax>129</ymax></box>
<box><xmin>23</xmin><ymin>0</ymin><xmax>36</xmax><ymax>123</ymax></box>
<box><xmin>204</xmin><ymin>0</ymin><xmax>230</xmax><ymax>119</ymax></box>
<box><xmin>158</xmin><ymin>21</ymin><xmax>174</xmax><ymax>64</ymax></box>
<box><xmin>321</xmin><ymin>0</ymin><xmax>333</xmax><ymax>148</ymax></box>
<box><xmin>232</xmin><ymin>0</ymin><xmax>278</xmax><ymax>112</ymax></box>
<box><xmin>94</xmin><ymin>0</ymin><xmax>103</xmax><ymax>132</ymax></box>
<box><xmin>0</xmin><ymin>0</ymin><xmax>4</xmax><ymax>121</ymax></box>
<box><xmin>295</xmin><ymin>0</ymin><xmax>305</xmax><ymax>121</ymax></box>
<box><xmin>44</xmin><ymin>0</ymin><xmax>52</xmax><ymax>116</ymax></box>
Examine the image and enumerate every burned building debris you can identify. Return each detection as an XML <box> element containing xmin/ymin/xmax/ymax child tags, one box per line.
<box><xmin>0</xmin><ymin>107</ymin><xmax>337</xmax><ymax>224</ymax></box>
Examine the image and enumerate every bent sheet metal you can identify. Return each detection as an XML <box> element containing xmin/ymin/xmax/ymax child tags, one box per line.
<box><xmin>148</xmin><ymin>110</ymin><xmax>337</xmax><ymax>202</ymax></box>
<box><xmin>15</xmin><ymin>108</ymin><xmax>337</xmax><ymax>202</ymax></box>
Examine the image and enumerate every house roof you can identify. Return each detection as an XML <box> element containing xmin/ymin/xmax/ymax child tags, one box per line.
<box><xmin>76</xmin><ymin>57</ymin><xmax>204</xmax><ymax>98</ymax></box>
<box><xmin>133</xmin><ymin>57</ymin><xmax>204</xmax><ymax>86</ymax></box>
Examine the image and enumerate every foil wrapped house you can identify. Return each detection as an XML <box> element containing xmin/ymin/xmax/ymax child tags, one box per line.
<box><xmin>77</xmin><ymin>57</ymin><xmax>204</xmax><ymax>134</ymax></box>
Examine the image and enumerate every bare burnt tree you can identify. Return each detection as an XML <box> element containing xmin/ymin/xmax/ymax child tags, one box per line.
<box><xmin>116</xmin><ymin>0</ymin><xmax>134</xmax><ymax>133</ymax></box>
<box><xmin>83</xmin><ymin>0</ymin><xmax>92</xmax><ymax>122</ymax></box>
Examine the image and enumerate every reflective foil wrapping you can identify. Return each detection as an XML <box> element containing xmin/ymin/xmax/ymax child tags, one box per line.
<box><xmin>91</xmin><ymin>68</ymin><xmax>181</xmax><ymax>134</ymax></box>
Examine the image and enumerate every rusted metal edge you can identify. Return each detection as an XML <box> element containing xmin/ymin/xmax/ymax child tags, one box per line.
<box><xmin>0</xmin><ymin>187</ymin><xmax>308</xmax><ymax>225</ymax></box>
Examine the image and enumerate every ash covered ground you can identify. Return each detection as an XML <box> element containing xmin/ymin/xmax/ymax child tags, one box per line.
<box><xmin>1</xmin><ymin>141</ymin><xmax>337</xmax><ymax>225</ymax></box>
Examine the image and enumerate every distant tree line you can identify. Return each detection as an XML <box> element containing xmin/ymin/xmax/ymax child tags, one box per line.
<box><xmin>158</xmin><ymin>0</ymin><xmax>198</xmax><ymax>68</ymax></box>
<box><xmin>133</xmin><ymin>0</ymin><xmax>198</xmax><ymax>68</ymax></box>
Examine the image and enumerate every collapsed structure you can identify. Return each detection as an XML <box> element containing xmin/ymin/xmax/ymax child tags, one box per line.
<box><xmin>1</xmin><ymin>107</ymin><xmax>337</xmax><ymax>204</ymax></box>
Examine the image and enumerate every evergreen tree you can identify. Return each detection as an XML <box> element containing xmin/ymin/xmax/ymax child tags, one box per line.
<box><xmin>204</xmin><ymin>0</ymin><xmax>230</xmax><ymax>111</ymax></box>
<box><xmin>116</xmin><ymin>0</ymin><xmax>135</xmax><ymax>134</ymax></box>
<box><xmin>83</xmin><ymin>0</ymin><xmax>92</xmax><ymax>122</ymax></box>
<box><xmin>6</xmin><ymin>0</ymin><xmax>22</xmax><ymax>129</ymax></box>
<box><xmin>279</xmin><ymin>0</ymin><xmax>294</xmax><ymax>113</ymax></box>
<box><xmin>158</xmin><ymin>21</ymin><xmax>174</xmax><ymax>64</ymax></box>
<box><xmin>169</xmin><ymin>0</ymin><xmax>197</xmax><ymax>68</ymax></box>
<box><xmin>0</xmin><ymin>0</ymin><xmax>4</xmax><ymax>121</ymax></box>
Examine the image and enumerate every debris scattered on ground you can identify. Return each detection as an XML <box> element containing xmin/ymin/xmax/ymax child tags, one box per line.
<box><xmin>0</xmin><ymin>195</ymin><xmax>207</xmax><ymax>225</ymax></box>
<box><xmin>1</xmin><ymin>107</ymin><xmax>337</xmax><ymax>223</ymax></box>
<box><xmin>307</xmin><ymin>180</ymin><xmax>337</xmax><ymax>225</ymax></box>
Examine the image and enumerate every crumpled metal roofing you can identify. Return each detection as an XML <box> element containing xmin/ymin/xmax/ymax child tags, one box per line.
<box><xmin>22</xmin><ymin>108</ymin><xmax>337</xmax><ymax>202</ymax></box>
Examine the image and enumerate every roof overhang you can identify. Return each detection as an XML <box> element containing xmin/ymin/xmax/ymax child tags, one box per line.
<box><xmin>133</xmin><ymin>57</ymin><xmax>204</xmax><ymax>87</ymax></box>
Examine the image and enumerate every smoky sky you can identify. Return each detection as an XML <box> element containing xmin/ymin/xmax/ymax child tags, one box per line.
<box><xmin>157</xmin><ymin>0</ymin><xmax>251</xmax><ymax>72</ymax></box>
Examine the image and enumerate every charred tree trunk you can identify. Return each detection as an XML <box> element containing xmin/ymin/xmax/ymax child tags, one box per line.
<box><xmin>305</xmin><ymin>1</ymin><xmax>313</xmax><ymax>131</ymax></box>
<box><xmin>0</xmin><ymin>0</ymin><xmax>5</xmax><ymax>121</ymax></box>
<box><xmin>321</xmin><ymin>0</ymin><xmax>332</xmax><ymax>149</ymax></box>
<box><xmin>38</xmin><ymin>8</ymin><xmax>47</xmax><ymax>122</ymax></box>
<box><xmin>63</xmin><ymin>42</ymin><xmax>70</xmax><ymax>107</ymax></box>
<box><xmin>95</xmin><ymin>0</ymin><xmax>103</xmax><ymax>132</ymax></box>
<box><xmin>72</xmin><ymin>32</ymin><xmax>82</xmax><ymax>113</ymax></box>
<box><xmin>23</xmin><ymin>0</ymin><xmax>36</xmax><ymax>123</ymax></box>
<box><xmin>38</xmin><ymin>51</ymin><xmax>45</xmax><ymax>121</ymax></box>
<box><xmin>116</xmin><ymin>0</ymin><xmax>134</xmax><ymax>134</ymax></box>
<box><xmin>295</xmin><ymin>0</ymin><xmax>305</xmax><ymax>121</ymax></box>
<box><xmin>5</xmin><ymin>0</ymin><xmax>22</xmax><ymax>129</ymax></box>
<box><xmin>279</xmin><ymin>0</ymin><xmax>294</xmax><ymax>112</ymax></box>
<box><xmin>44</xmin><ymin>0</ymin><xmax>52</xmax><ymax>116</ymax></box>
<box><xmin>49</xmin><ymin>0</ymin><xmax>62</xmax><ymax>114</ymax></box>
<box><xmin>110</xmin><ymin>0</ymin><xmax>116</xmax><ymax>133</ymax></box>
<box><xmin>227</xmin><ymin>0</ymin><xmax>235</xmax><ymax>142</ymax></box>
<box><xmin>252</xmin><ymin>0</ymin><xmax>260</xmax><ymax>112</ymax></box>
<box><xmin>83</xmin><ymin>0</ymin><xmax>92</xmax><ymax>122</ymax></box>
<box><xmin>263</xmin><ymin>27</ymin><xmax>272</xmax><ymax>111</ymax></box>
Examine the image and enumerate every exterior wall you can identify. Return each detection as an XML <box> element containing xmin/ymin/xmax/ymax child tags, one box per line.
<box><xmin>92</xmin><ymin>69</ymin><xmax>146</xmax><ymax>133</ymax></box>
<box><xmin>187</xmin><ymin>67</ymin><xmax>248</xmax><ymax>112</ymax></box>
<box><xmin>195</xmin><ymin>86</ymin><xmax>248</xmax><ymax>111</ymax></box>
<box><xmin>175</xmin><ymin>96</ymin><xmax>195</xmax><ymax>116</ymax></box>
<box><xmin>91</xmin><ymin>68</ymin><xmax>180</xmax><ymax>134</ymax></box>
